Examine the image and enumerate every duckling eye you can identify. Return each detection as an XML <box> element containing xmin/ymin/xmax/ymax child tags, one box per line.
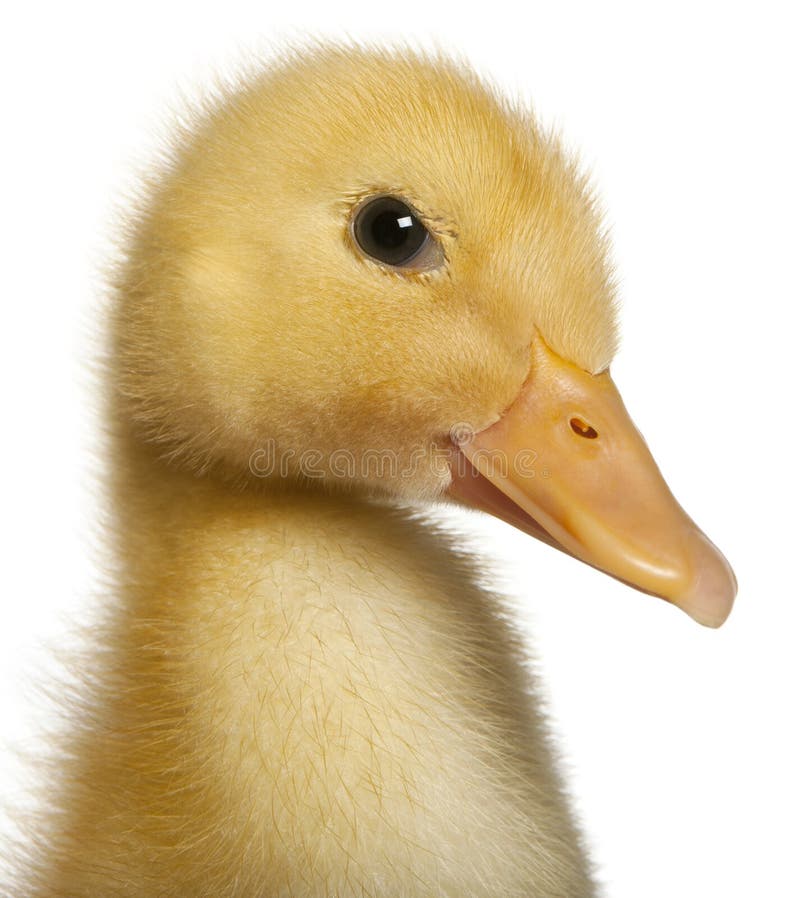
<box><xmin>353</xmin><ymin>196</ymin><xmax>431</xmax><ymax>267</ymax></box>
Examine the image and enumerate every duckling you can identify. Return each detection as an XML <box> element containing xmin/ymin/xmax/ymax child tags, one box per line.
<box><xmin>10</xmin><ymin>45</ymin><xmax>736</xmax><ymax>897</ymax></box>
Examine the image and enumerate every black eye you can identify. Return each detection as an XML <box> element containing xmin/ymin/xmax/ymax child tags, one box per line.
<box><xmin>353</xmin><ymin>196</ymin><xmax>431</xmax><ymax>267</ymax></box>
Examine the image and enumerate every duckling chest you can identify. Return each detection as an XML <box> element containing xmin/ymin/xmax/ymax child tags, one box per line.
<box><xmin>169</xmin><ymin>507</ymin><xmax>581</xmax><ymax>896</ymax></box>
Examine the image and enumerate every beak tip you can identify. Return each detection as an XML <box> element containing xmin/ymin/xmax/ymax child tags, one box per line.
<box><xmin>678</xmin><ymin>548</ymin><xmax>738</xmax><ymax>629</ymax></box>
<box><xmin>690</xmin><ymin>609</ymin><xmax>732</xmax><ymax>630</ymax></box>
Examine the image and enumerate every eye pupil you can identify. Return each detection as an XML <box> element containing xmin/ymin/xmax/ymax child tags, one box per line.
<box><xmin>371</xmin><ymin>209</ymin><xmax>413</xmax><ymax>249</ymax></box>
<box><xmin>354</xmin><ymin>196</ymin><xmax>430</xmax><ymax>266</ymax></box>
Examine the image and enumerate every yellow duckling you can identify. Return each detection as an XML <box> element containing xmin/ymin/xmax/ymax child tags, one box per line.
<box><xmin>11</xmin><ymin>46</ymin><xmax>735</xmax><ymax>897</ymax></box>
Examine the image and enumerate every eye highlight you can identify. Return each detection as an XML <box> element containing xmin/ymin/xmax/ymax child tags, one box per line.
<box><xmin>352</xmin><ymin>196</ymin><xmax>433</xmax><ymax>268</ymax></box>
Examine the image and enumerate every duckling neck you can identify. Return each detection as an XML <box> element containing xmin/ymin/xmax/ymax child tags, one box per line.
<box><xmin>95</xmin><ymin>431</ymin><xmax>594</xmax><ymax>897</ymax></box>
<box><xmin>112</xmin><ymin>434</ymin><xmax>419</xmax><ymax>601</ymax></box>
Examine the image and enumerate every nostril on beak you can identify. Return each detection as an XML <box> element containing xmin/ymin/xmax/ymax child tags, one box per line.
<box><xmin>570</xmin><ymin>417</ymin><xmax>598</xmax><ymax>439</ymax></box>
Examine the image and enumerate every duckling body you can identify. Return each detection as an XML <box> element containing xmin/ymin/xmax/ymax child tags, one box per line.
<box><xmin>9</xmin><ymin>45</ymin><xmax>734</xmax><ymax>898</ymax></box>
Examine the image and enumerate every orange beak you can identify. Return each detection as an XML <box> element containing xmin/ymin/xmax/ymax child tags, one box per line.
<box><xmin>448</xmin><ymin>333</ymin><xmax>737</xmax><ymax>627</ymax></box>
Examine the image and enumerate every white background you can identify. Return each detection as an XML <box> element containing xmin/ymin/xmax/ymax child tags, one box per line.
<box><xmin>1</xmin><ymin>2</ymin><xmax>798</xmax><ymax>896</ymax></box>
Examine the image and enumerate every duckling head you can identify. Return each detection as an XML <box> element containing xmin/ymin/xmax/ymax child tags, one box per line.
<box><xmin>115</xmin><ymin>45</ymin><xmax>736</xmax><ymax>627</ymax></box>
